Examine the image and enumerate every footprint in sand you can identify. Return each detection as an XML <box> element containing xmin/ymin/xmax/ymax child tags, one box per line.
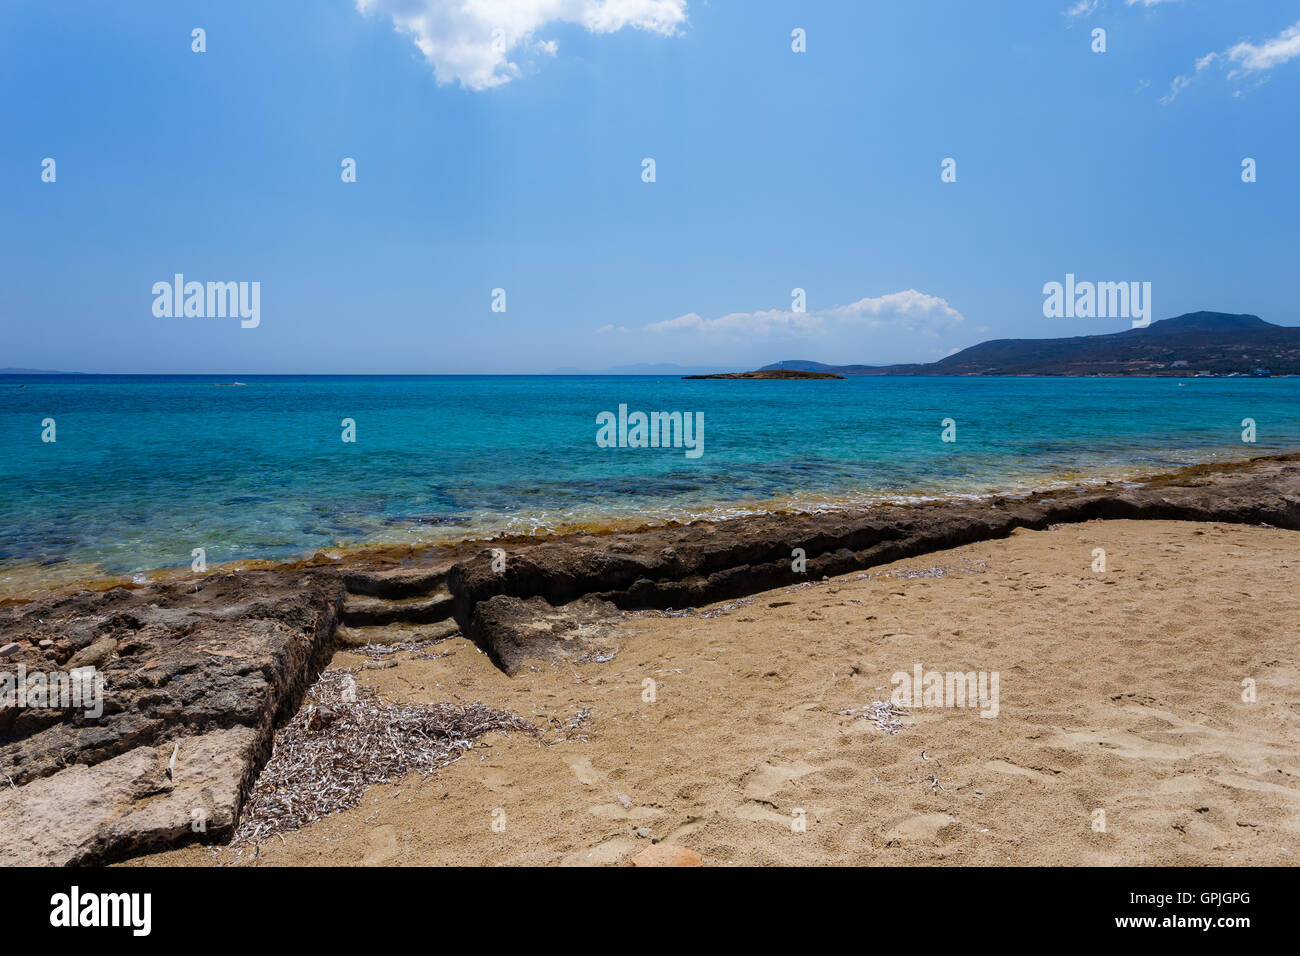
<box><xmin>568</xmin><ymin>758</ymin><xmax>667</xmax><ymax>831</ymax></box>
<box><xmin>587</xmin><ymin>802</ymin><xmax>664</xmax><ymax>822</ymax></box>
<box><xmin>1049</xmin><ymin>703</ymin><xmax>1291</xmax><ymax>767</ymax></box>
<box><xmin>659</xmin><ymin>811</ymin><xmax>715</xmax><ymax>842</ymax></box>
<box><xmin>735</xmin><ymin>804</ymin><xmax>793</xmax><ymax>826</ymax></box>
<box><xmin>1044</xmin><ymin>727</ymin><xmax>1220</xmax><ymax>762</ymax></box>
<box><xmin>778</xmin><ymin>701</ymin><xmax>822</xmax><ymax>725</ymax></box>
<box><xmin>569</xmin><ymin>757</ymin><xmax>604</xmax><ymax>787</ymax></box>
<box><xmin>362</xmin><ymin>824</ymin><xmax>400</xmax><ymax>865</ymax></box>
<box><xmin>741</xmin><ymin>760</ymin><xmax>818</xmax><ymax>805</ymax></box>
<box><xmin>478</xmin><ymin>767</ymin><xmax>513</xmax><ymax>792</ymax></box>
<box><xmin>984</xmin><ymin>759</ymin><xmax>1060</xmax><ymax>785</ymax></box>
<box><xmin>561</xmin><ymin>835</ymin><xmax>641</xmax><ymax>866</ymax></box>
<box><xmin>735</xmin><ymin>803</ymin><xmax>832</xmax><ymax>828</ymax></box>
<box><xmin>880</xmin><ymin>813</ymin><xmax>957</xmax><ymax>846</ymax></box>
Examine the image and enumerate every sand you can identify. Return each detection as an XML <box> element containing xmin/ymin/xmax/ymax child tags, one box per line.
<box><xmin>134</xmin><ymin>518</ymin><xmax>1300</xmax><ymax>866</ymax></box>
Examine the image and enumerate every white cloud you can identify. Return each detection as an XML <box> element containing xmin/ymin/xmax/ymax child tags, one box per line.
<box><xmin>1223</xmin><ymin>21</ymin><xmax>1300</xmax><ymax>75</ymax></box>
<box><xmin>356</xmin><ymin>0</ymin><xmax>688</xmax><ymax>90</ymax></box>
<box><xmin>822</xmin><ymin>290</ymin><xmax>965</xmax><ymax>335</ymax></box>
<box><xmin>1161</xmin><ymin>69</ymin><xmax>1195</xmax><ymax>104</ymax></box>
<box><xmin>1069</xmin><ymin>0</ymin><xmax>1177</xmax><ymax>20</ymax></box>
<box><xmin>644</xmin><ymin>309</ymin><xmax>824</xmax><ymax>336</ymax></box>
<box><xmin>1064</xmin><ymin>1</ymin><xmax>1098</xmax><ymax>21</ymax></box>
<box><xmin>643</xmin><ymin>290</ymin><xmax>963</xmax><ymax>338</ymax></box>
<box><xmin>1163</xmin><ymin>18</ymin><xmax>1300</xmax><ymax>103</ymax></box>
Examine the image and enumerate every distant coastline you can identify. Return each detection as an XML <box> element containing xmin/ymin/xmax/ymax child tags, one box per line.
<box><xmin>682</xmin><ymin>369</ymin><xmax>843</xmax><ymax>380</ymax></box>
<box><xmin>758</xmin><ymin>312</ymin><xmax>1300</xmax><ymax>378</ymax></box>
<box><xmin>12</xmin><ymin>311</ymin><xmax>1298</xmax><ymax>379</ymax></box>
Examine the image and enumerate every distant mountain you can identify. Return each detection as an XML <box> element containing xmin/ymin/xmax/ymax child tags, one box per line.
<box><xmin>759</xmin><ymin>359</ymin><xmax>879</xmax><ymax>374</ymax></box>
<box><xmin>767</xmin><ymin>312</ymin><xmax>1300</xmax><ymax>377</ymax></box>
<box><xmin>758</xmin><ymin>360</ymin><xmax>833</xmax><ymax>372</ymax></box>
<box><xmin>684</xmin><ymin>369</ymin><xmax>843</xmax><ymax>380</ymax></box>
<box><xmin>0</xmin><ymin>368</ymin><xmax>82</xmax><ymax>374</ymax></box>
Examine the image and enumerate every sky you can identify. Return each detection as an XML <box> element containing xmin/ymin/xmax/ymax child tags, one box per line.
<box><xmin>2</xmin><ymin>0</ymin><xmax>1298</xmax><ymax>374</ymax></box>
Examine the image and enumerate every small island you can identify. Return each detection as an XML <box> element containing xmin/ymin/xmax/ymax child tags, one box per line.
<box><xmin>682</xmin><ymin>369</ymin><xmax>844</xmax><ymax>380</ymax></box>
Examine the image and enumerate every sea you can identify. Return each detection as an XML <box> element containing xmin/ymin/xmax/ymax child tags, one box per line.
<box><xmin>2</xmin><ymin>374</ymin><xmax>1297</xmax><ymax>592</ymax></box>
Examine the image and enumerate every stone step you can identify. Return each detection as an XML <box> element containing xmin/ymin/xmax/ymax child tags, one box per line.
<box><xmin>340</xmin><ymin>567</ymin><xmax>450</xmax><ymax>599</ymax></box>
<box><xmin>341</xmin><ymin>589</ymin><xmax>454</xmax><ymax>627</ymax></box>
<box><xmin>334</xmin><ymin>619</ymin><xmax>461</xmax><ymax>648</ymax></box>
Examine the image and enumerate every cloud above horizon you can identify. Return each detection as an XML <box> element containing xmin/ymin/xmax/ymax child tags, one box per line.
<box><xmin>1162</xmin><ymin>17</ymin><xmax>1300</xmax><ymax>103</ymax></box>
<box><xmin>1063</xmin><ymin>1</ymin><xmax>1097</xmax><ymax>21</ymax></box>
<box><xmin>642</xmin><ymin>290</ymin><xmax>965</xmax><ymax>339</ymax></box>
<box><xmin>356</xmin><ymin>0</ymin><xmax>688</xmax><ymax>90</ymax></box>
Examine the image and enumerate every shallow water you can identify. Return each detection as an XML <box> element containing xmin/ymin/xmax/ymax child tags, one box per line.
<box><xmin>2</xmin><ymin>374</ymin><xmax>1297</xmax><ymax>582</ymax></box>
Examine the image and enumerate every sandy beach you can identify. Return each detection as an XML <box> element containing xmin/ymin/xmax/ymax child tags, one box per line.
<box><xmin>130</xmin><ymin>517</ymin><xmax>1300</xmax><ymax>867</ymax></box>
<box><xmin>4</xmin><ymin>455</ymin><xmax>1299</xmax><ymax>867</ymax></box>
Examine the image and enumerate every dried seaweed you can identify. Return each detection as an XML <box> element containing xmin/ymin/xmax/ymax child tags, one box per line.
<box><xmin>839</xmin><ymin>700</ymin><xmax>909</xmax><ymax>734</ymax></box>
<box><xmin>350</xmin><ymin>636</ymin><xmax>457</xmax><ymax>659</ymax></box>
<box><xmin>232</xmin><ymin>668</ymin><xmax>535</xmax><ymax>845</ymax></box>
<box><xmin>632</xmin><ymin>596</ymin><xmax>757</xmax><ymax>620</ymax></box>
<box><xmin>565</xmin><ymin>649</ymin><xmax>617</xmax><ymax>664</ymax></box>
<box><xmin>849</xmin><ymin>559</ymin><xmax>990</xmax><ymax>582</ymax></box>
<box><xmin>545</xmin><ymin>706</ymin><xmax>593</xmax><ymax>743</ymax></box>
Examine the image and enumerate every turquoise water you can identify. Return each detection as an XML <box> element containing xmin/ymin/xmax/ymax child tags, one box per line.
<box><xmin>2</xmin><ymin>374</ymin><xmax>1298</xmax><ymax>581</ymax></box>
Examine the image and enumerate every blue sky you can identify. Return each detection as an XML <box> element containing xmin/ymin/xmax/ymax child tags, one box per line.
<box><xmin>2</xmin><ymin>0</ymin><xmax>1298</xmax><ymax>374</ymax></box>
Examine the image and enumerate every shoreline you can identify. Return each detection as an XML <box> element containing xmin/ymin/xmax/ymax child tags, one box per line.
<box><xmin>3</xmin><ymin>450</ymin><xmax>1299</xmax><ymax>864</ymax></box>
<box><xmin>159</xmin><ymin>516</ymin><xmax>1300</xmax><ymax>866</ymax></box>
<box><xmin>1</xmin><ymin>446</ymin><xmax>1286</xmax><ymax>607</ymax></box>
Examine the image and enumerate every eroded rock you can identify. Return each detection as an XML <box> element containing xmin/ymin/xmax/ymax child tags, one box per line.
<box><xmin>447</xmin><ymin>456</ymin><xmax>1300</xmax><ymax>659</ymax></box>
<box><xmin>469</xmin><ymin>595</ymin><xmax>620</xmax><ymax>675</ymax></box>
<box><xmin>0</xmin><ymin>569</ymin><xmax>343</xmax><ymax>864</ymax></box>
<box><xmin>0</xmin><ymin>726</ymin><xmax>256</xmax><ymax>866</ymax></box>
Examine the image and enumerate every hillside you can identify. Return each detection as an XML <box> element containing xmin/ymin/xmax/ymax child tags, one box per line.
<box><xmin>768</xmin><ymin>312</ymin><xmax>1300</xmax><ymax>377</ymax></box>
<box><xmin>759</xmin><ymin>359</ymin><xmax>879</xmax><ymax>375</ymax></box>
<box><xmin>683</xmin><ymin>369</ymin><xmax>843</xmax><ymax>380</ymax></box>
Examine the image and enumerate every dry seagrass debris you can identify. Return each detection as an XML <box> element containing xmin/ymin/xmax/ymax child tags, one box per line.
<box><xmin>839</xmin><ymin>700</ymin><xmax>909</xmax><ymax>734</ymax></box>
<box><xmin>777</xmin><ymin>560</ymin><xmax>992</xmax><ymax>594</ymax></box>
<box><xmin>351</xmin><ymin>637</ymin><xmax>457</xmax><ymax>659</ymax></box>
<box><xmin>566</xmin><ymin>649</ymin><xmax>617</xmax><ymax>664</ymax></box>
<box><xmin>850</xmin><ymin>559</ymin><xmax>990</xmax><ymax>582</ymax></box>
<box><xmin>231</xmin><ymin>667</ymin><xmax>536</xmax><ymax>846</ymax></box>
<box><xmin>547</xmin><ymin>706</ymin><xmax>593</xmax><ymax>742</ymax></box>
<box><xmin>633</xmin><ymin>596</ymin><xmax>757</xmax><ymax>620</ymax></box>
